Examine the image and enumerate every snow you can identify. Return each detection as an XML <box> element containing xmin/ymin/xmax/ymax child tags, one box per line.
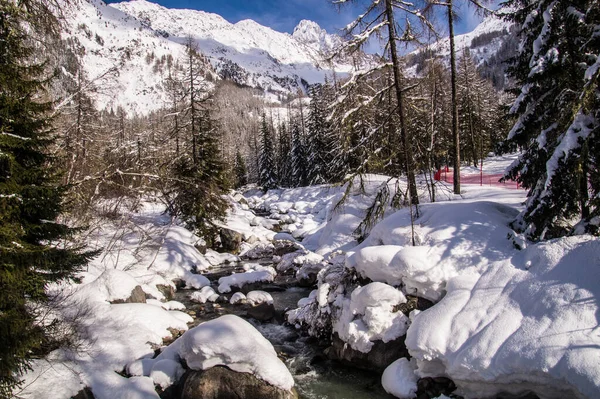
<box><xmin>382</xmin><ymin>358</ymin><xmax>418</xmax><ymax>398</ymax></box>
<box><xmin>407</xmin><ymin>235</ymin><xmax>600</xmax><ymax>399</ymax></box>
<box><xmin>189</xmin><ymin>286</ymin><xmax>218</xmax><ymax>303</ymax></box>
<box><xmin>333</xmin><ymin>282</ymin><xmax>410</xmax><ymax>353</ymax></box>
<box><xmin>178</xmin><ymin>315</ymin><xmax>295</xmax><ymax>391</ymax></box>
<box><xmin>217</xmin><ymin>265</ymin><xmax>276</xmax><ymax>293</ymax></box>
<box><xmin>229</xmin><ymin>291</ymin><xmax>247</xmax><ymax>304</ymax></box>
<box><xmin>246</xmin><ymin>290</ymin><xmax>274</xmax><ymax>306</ymax></box>
<box><xmin>149</xmin><ymin>359</ymin><xmax>184</xmax><ymax>390</ymax></box>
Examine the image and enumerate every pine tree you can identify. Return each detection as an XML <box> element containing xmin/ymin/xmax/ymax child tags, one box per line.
<box><xmin>290</xmin><ymin>117</ymin><xmax>309</xmax><ymax>187</ymax></box>
<box><xmin>234</xmin><ymin>150</ymin><xmax>248</xmax><ymax>188</ymax></box>
<box><xmin>0</xmin><ymin>1</ymin><xmax>94</xmax><ymax>395</ymax></box>
<box><xmin>276</xmin><ymin>121</ymin><xmax>292</xmax><ymax>187</ymax></box>
<box><xmin>258</xmin><ymin>114</ymin><xmax>278</xmax><ymax>190</ymax></box>
<box><xmin>502</xmin><ymin>0</ymin><xmax>600</xmax><ymax>239</ymax></box>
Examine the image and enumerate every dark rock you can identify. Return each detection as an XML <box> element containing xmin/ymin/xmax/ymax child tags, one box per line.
<box><xmin>246</xmin><ymin>302</ymin><xmax>276</xmax><ymax>321</ymax></box>
<box><xmin>157</xmin><ymin>284</ymin><xmax>175</xmax><ymax>301</ymax></box>
<box><xmin>172</xmin><ymin>279</ymin><xmax>186</xmax><ymax>290</ymax></box>
<box><xmin>219</xmin><ymin>228</ymin><xmax>243</xmax><ymax>254</ymax></box>
<box><xmin>297</xmin><ymin>273</ymin><xmax>317</xmax><ymax>287</ymax></box>
<box><xmin>111</xmin><ymin>285</ymin><xmax>146</xmax><ymax>304</ymax></box>
<box><xmin>273</xmin><ymin>240</ymin><xmax>300</xmax><ymax>256</ymax></box>
<box><xmin>240</xmin><ymin>282</ymin><xmax>266</xmax><ymax>294</ymax></box>
<box><xmin>325</xmin><ymin>333</ymin><xmax>409</xmax><ymax>372</ymax></box>
<box><xmin>395</xmin><ymin>295</ymin><xmax>435</xmax><ymax>316</ymax></box>
<box><xmin>194</xmin><ymin>241</ymin><xmax>207</xmax><ymax>255</ymax></box>
<box><xmin>180</xmin><ymin>367</ymin><xmax>298</xmax><ymax>399</ymax></box>
<box><xmin>71</xmin><ymin>387</ymin><xmax>95</xmax><ymax>399</ymax></box>
<box><xmin>416</xmin><ymin>376</ymin><xmax>457</xmax><ymax>399</ymax></box>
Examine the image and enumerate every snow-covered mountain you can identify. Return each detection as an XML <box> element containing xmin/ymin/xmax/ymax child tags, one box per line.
<box><xmin>406</xmin><ymin>13</ymin><xmax>517</xmax><ymax>88</ymax></box>
<box><xmin>57</xmin><ymin>0</ymin><xmax>357</xmax><ymax>115</ymax></box>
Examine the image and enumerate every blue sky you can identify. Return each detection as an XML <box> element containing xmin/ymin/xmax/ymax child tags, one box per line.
<box><xmin>107</xmin><ymin>0</ymin><xmax>485</xmax><ymax>36</ymax></box>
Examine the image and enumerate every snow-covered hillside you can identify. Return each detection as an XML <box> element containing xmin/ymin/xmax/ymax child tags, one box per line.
<box><xmin>57</xmin><ymin>0</ymin><xmax>359</xmax><ymax>115</ymax></box>
<box><xmin>406</xmin><ymin>12</ymin><xmax>516</xmax><ymax>84</ymax></box>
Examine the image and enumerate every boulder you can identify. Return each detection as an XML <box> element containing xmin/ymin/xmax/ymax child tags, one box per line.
<box><xmin>72</xmin><ymin>388</ymin><xmax>95</xmax><ymax>399</ymax></box>
<box><xmin>180</xmin><ymin>367</ymin><xmax>298</xmax><ymax>399</ymax></box>
<box><xmin>157</xmin><ymin>284</ymin><xmax>175</xmax><ymax>301</ymax></box>
<box><xmin>110</xmin><ymin>285</ymin><xmax>146</xmax><ymax>304</ymax></box>
<box><xmin>246</xmin><ymin>302</ymin><xmax>276</xmax><ymax>322</ymax></box>
<box><xmin>416</xmin><ymin>377</ymin><xmax>457</xmax><ymax>399</ymax></box>
<box><xmin>325</xmin><ymin>333</ymin><xmax>409</xmax><ymax>372</ymax></box>
<box><xmin>219</xmin><ymin>228</ymin><xmax>243</xmax><ymax>254</ymax></box>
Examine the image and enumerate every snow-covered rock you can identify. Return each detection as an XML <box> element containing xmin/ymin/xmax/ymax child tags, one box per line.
<box><xmin>407</xmin><ymin>235</ymin><xmax>600</xmax><ymax>399</ymax></box>
<box><xmin>382</xmin><ymin>358</ymin><xmax>418</xmax><ymax>399</ymax></box>
<box><xmin>178</xmin><ymin>315</ymin><xmax>295</xmax><ymax>391</ymax></box>
<box><xmin>217</xmin><ymin>265</ymin><xmax>276</xmax><ymax>293</ymax></box>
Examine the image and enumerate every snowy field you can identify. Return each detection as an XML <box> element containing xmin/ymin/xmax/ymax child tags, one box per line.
<box><xmin>18</xmin><ymin>154</ymin><xmax>600</xmax><ymax>399</ymax></box>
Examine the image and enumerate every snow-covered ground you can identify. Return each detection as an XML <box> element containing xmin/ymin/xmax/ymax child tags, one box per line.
<box><xmin>18</xmin><ymin>154</ymin><xmax>600</xmax><ymax>399</ymax></box>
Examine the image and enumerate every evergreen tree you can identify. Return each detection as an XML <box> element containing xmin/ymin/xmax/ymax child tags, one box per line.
<box><xmin>258</xmin><ymin>114</ymin><xmax>277</xmax><ymax>190</ymax></box>
<box><xmin>306</xmin><ymin>83</ymin><xmax>336</xmax><ymax>185</ymax></box>
<box><xmin>276</xmin><ymin>121</ymin><xmax>292</xmax><ymax>187</ymax></box>
<box><xmin>0</xmin><ymin>1</ymin><xmax>94</xmax><ymax>395</ymax></box>
<box><xmin>290</xmin><ymin>117</ymin><xmax>309</xmax><ymax>187</ymax></box>
<box><xmin>234</xmin><ymin>149</ymin><xmax>248</xmax><ymax>188</ymax></box>
<box><xmin>502</xmin><ymin>0</ymin><xmax>600</xmax><ymax>239</ymax></box>
<box><xmin>167</xmin><ymin>40</ymin><xmax>229</xmax><ymax>246</ymax></box>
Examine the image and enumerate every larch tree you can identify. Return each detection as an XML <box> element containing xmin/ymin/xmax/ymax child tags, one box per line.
<box><xmin>0</xmin><ymin>0</ymin><xmax>95</xmax><ymax>395</ymax></box>
<box><xmin>167</xmin><ymin>38</ymin><xmax>229</xmax><ymax>246</ymax></box>
<box><xmin>332</xmin><ymin>0</ymin><xmax>436</xmax><ymax>244</ymax></box>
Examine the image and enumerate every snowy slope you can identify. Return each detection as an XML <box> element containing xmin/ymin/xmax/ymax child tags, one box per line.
<box><xmin>58</xmin><ymin>0</ymin><xmax>357</xmax><ymax>115</ymax></box>
<box><xmin>406</xmin><ymin>13</ymin><xmax>515</xmax><ymax>74</ymax></box>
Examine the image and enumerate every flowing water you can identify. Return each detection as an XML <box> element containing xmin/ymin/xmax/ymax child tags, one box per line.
<box><xmin>175</xmin><ymin>260</ymin><xmax>394</xmax><ymax>399</ymax></box>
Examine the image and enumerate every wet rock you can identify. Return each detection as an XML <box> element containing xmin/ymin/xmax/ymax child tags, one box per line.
<box><xmin>180</xmin><ymin>367</ymin><xmax>298</xmax><ymax>399</ymax></box>
<box><xmin>246</xmin><ymin>302</ymin><xmax>276</xmax><ymax>322</ymax></box>
<box><xmin>325</xmin><ymin>333</ymin><xmax>409</xmax><ymax>372</ymax></box>
<box><xmin>110</xmin><ymin>285</ymin><xmax>146</xmax><ymax>304</ymax></box>
<box><xmin>416</xmin><ymin>376</ymin><xmax>457</xmax><ymax>399</ymax></box>
<box><xmin>274</xmin><ymin>240</ymin><xmax>300</xmax><ymax>256</ymax></box>
<box><xmin>296</xmin><ymin>273</ymin><xmax>317</xmax><ymax>287</ymax></box>
<box><xmin>157</xmin><ymin>284</ymin><xmax>175</xmax><ymax>301</ymax></box>
<box><xmin>219</xmin><ymin>228</ymin><xmax>243</xmax><ymax>254</ymax></box>
<box><xmin>72</xmin><ymin>387</ymin><xmax>95</xmax><ymax>399</ymax></box>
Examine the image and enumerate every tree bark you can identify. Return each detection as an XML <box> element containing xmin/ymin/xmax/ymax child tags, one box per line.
<box><xmin>448</xmin><ymin>0</ymin><xmax>461</xmax><ymax>194</ymax></box>
<box><xmin>384</xmin><ymin>0</ymin><xmax>419</xmax><ymax>207</ymax></box>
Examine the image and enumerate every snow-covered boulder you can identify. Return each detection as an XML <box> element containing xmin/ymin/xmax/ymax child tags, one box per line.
<box><xmin>382</xmin><ymin>358</ymin><xmax>418</xmax><ymax>398</ymax></box>
<box><xmin>218</xmin><ymin>265</ymin><xmax>276</xmax><ymax>293</ymax></box>
<box><xmin>179</xmin><ymin>315</ymin><xmax>295</xmax><ymax>391</ymax></box>
<box><xmin>334</xmin><ymin>282</ymin><xmax>409</xmax><ymax>353</ymax></box>
<box><xmin>189</xmin><ymin>286</ymin><xmax>219</xmax><ymax>303</ymax></box>
<box><xmin>181</xmin><ymin>366</ymin><xmax>298</xmax><ymax>399</ymax></box>
<box><xmin>407</xmin><ymin>235</ymin><xmax>600</xmax><ymax>399</ymax></box>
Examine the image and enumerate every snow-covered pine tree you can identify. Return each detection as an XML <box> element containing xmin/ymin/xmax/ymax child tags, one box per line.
<box><xmin>290</xmin><ymin>117</ymin><xmax>309</xmax><ymax>187</ymax></box>
<box><xmin>306</xmin><ymin>83</ymin><xmax>335</xmax><ymax>185</ymax></box>
<box><xmin>0</xmin><ymin>1</ymin><xmax>95</xmax><ymax>394</ymax></box>
<box><xmin>258</xmin><ymin>114</ymin><xmax>278</xmax><ymax>190</ymax></box>
<box><xmin>502</xmin><ymin>0</ymin><xmax>600</xmax><ymax>239</ymax></box>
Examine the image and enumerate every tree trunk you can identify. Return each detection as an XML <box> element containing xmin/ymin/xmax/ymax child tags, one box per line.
<box><xmin>385</xmin><ymin>0</ymin><xmax>418</xmax><ymax>245</ymax></box>
<box><xmin>448</xmin><ymin>0</ymin><xmax>461</xmax><ymax>194</ymax></box>
<box><xmin>384</xmin><ymin>0</ymin><xmax>418</xmax><ymax>207</ymax></box>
